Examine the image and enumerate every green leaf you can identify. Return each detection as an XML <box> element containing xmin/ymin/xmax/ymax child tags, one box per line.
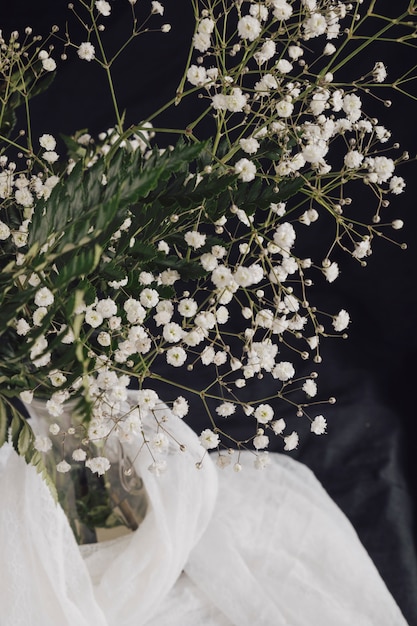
<box><xmin>0</xmin><ymin>399</ymin><xmax>9</xmax><ymax>447</ymax></box>
<box><xmin>17</xmin><ymin>421</ymin><xmax>33</xmax><ymax>456</ymax></box>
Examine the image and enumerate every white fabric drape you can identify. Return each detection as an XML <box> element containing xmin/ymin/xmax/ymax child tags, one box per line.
<box><xmin>0</xmin><ymin>404</ymin><xmax>408</xmax><ymax>626</ymax></box>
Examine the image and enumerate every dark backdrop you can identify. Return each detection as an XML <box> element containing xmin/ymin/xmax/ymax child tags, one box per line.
<box><xmin>1</xmin><ymin>1</ymin><xmax>416</xmax><ymax>622</ymax></box>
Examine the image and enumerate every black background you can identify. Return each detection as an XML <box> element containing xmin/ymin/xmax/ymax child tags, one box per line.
<box><xmin>1</xmin><ymin>1</ymin><xmax>416</xmax><ymax>622</ymax></box>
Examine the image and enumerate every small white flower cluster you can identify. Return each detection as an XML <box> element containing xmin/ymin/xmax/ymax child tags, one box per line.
<box><xmin>2</xmin><ymin>0</ymin><xmax>412</xmax><ymax>475</ymax></box>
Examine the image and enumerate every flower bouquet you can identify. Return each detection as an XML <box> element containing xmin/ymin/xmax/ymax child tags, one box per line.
<box><xmin>0</xmin><ymin>0</ymin><xmax>415</xmax><ymax>542</ymax></box>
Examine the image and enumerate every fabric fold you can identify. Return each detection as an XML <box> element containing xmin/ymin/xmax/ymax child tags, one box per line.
<box><xmin>0</xmin><ymin>405</ymin><xmax>409</xmax><ymax>626</ymax></box>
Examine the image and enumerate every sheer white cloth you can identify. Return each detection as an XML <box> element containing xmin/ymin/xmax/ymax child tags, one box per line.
<box><xmin>0</xmin><ymin>405</ymin><xmax>408</xmax><ymax>626</ymax></box>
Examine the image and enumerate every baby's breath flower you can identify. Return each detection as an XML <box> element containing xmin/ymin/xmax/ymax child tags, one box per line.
<box><xmin>72</xmin><ymin>448</ymin><xmax>87</xmax><ymax>461</ymax></box>
<box><xmin>78</xmin><ymin>42</ymin><xmax>95</xmax><ymax>61</ymax></box>
<box><xmin>95</xmin><ymin>0</ymin><xmax>111</xmax><ymax>16</ymax></box>
<box><xmin>39</xmin><ymin>134</ymin><xmax>56</xmax><ymax>151</ymax></box>
<box><xmin>283</xmin><ymin>431</ymin><xmax>299</xmax><ymax>451</ymax></box>
<box><xmin>56</xmin><ymin>460</ymin><xmax>71</xmax><ymax>473</ymax></box>
<box><xmin>332</xmin><ymin>309</ymin><xmax>350</xmax><ymax>332</ymax></box>
<box><xmin>184</xmin><ymin>230</ymin><xmax>206</xmax><ymax>249</ymax></box>
<box><xmin>237</xmin><ymin>15</ymin><xmax>261</xmax><ymax>41</ymax></box>
<box><xmin>34</xmin><ymin>435</ymin><xmax>53</xmax><ymax>453</ymax></box>
<box><xmin>311</xmin><ymin>415</ymin><xmax>327</xmax><ymax>435</ymax></box>
<box><xmin>234</xmin><ymin>158</ymin><xmax>256</xmax><ymax>182</ymax></box>
<box><xmin>302</xmin><ymin>379</ymin><xmax>317</xmax><ymax>397</ymax></box>
<box><xmin>86</xmin><ymin>456</ymin><xmax>111</xmax><ymax>475</ymax></box>
<box><xmin>199</xmin><ymin>428</ymin><xmax>220</xmax><ymax>450</ymax></box>
<box><xmin>151</xmin><ymin>1</ymin><xmax>164</xmax><ymax>15</ymax></box>
<box><xmin>166</xmin><ymin>346</ymin><xmax>187</xmax><ymax>367</ymax></box>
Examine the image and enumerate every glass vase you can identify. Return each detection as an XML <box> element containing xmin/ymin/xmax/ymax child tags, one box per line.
<box><xmin>23</xmin><ymin>398</ymin><xmax>148</xmax><ymax>545</ymax></box>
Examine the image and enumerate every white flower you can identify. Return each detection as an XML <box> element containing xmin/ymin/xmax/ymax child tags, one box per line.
<box><xmin>235</xmin><ymin>158</ymin><xmax>256</xmax><ymax>182</ymax></box>
<box><xmin>275</xmin><ymin>99</ymin><xmax>294</xmax><ymax>118</ymax></box>
<box><xmin>342</xmin><ymin>93</ymin><xmax>362</xmax><ymax>122</ymax></box>
<box><xmin>95</xmin><ymin>0</ymin><xmax>111</xmax><ymax>15</ymax></box>
<box><xmin>389</xmin><ymin>176</ymin><xmax>405</xmax><ymax>195</ymax></box>
<box><xmin>20</xmin><ymin>390</ymin><xmax>33</xmax><ymax>404</ymax></box>
<box><xmin>78</xmin><ymin>42</ymin><xmax>95</xmax><ymax>62</ymax></box>
<box><xmin>96</xmin><ymin>298</ymin><xmax>118</xmax><ymax>318</ymax></box>
<box><xmin>283</xmin><ymin>431</ymin><xmax>299</xmax><ymax>451</ymax></box>
<box><xmin>139</xmin><ymin>271</ymin><xmax>154</xmax><ymax>285</ymax></box>
<box><xmin>187</xmin><ymin>64</ymin><xmax>207</xmax><ymax>86</ymax></box>
<box><xmin>234</xmin><ymin>264</ymin><xmax>263</xmax><ymax>287</ymax></box>
<box><xmin>276</xmin><ymin>59</ymin><xmax>293</xmax><ymax>74</ymax></box>
<box><xmin>311</xmin><ymin>415</ymin><xmax>327</xmax><ymax>435</ymax></box>
<box><xmin>193</xmin><ymin>31</ymin><xmax>211</xmax><ymax>52</ymax></box>
<box><xmin>250</xmin><ymin>3</ymin><xmax>269</xmax><ymax>21</ymax></box>
<box><xmin>272</xmin><ymin>361</ymin><xmax>295</xmax><ymax>381</ymax></box>
<box><xmin>184</xmin><ymin>230</ymin><xmax>206</xmax><ymax>249</ymax></box>
<box><xmin>72</xmin><ymin>448</ymin><xmax>87</xmax><ymax>461</ymax></box>
<box><xmin>254</xmin><ymin>452</ymin><xmax>270</xmax><ymax>470</ymax></box>
<box><xmin>303</xmin><ymin>13</ymin><xmax>327</xmax><ymax>39</ymax></box>
<box><xmin>216</xmin><ymin>306</ymin><xmax>229</xmax><ymax>324</ymax></box>
<box><xmin>163</xmin><ymin>322</ymin><xmax>184</xmax><ymax>343</ymax></box>
<box><xmin>172</xmin><ymin>396</ymin><xmax>189</xmax><ymax>418</ymax></box>
<box><xmin>373</xmin><ymin>61</ymin><xmax>387</xmax><ymax>83</ymax></box>
<box><xmin>56</xmin><ymin>460</ymin><xmax>71</xmax><ymax>473</ymax></box>
<box><xmin>201</xmin><ymin>346</ymin><xmax>215</xmax><ymax>365</ymax></box>
<box><xmin>150</xmin><ymin>432</ymin><xmax>169</xmax><ymax>453</ymax></box>
<box><xmin>15</xmin><ymin>188</ymin><xmax>33</xmax><ymax>207</ymax></box>
<box><xmin>0</xmin><ymin>220</ymin><xmax>10</xmax><ymax>240</ymax></box>
<box><xmin>16</xmin><ymin>318</ymin><xmax>31</xmax><ymax>336</ymax></box>
<box><xmin>288</xmin><ymin>44</ymin><xmax>303</xmax><ymax>60</ymax></box>
<box><xmin>255</xmin><ymin>39</ymin><xmax>276</xmax><ymax>64</ymax></box>
<box><xmin>302</xmin><ymin>379</ymin><xmax>317</xmax><ymax>397</ymax></box>
<box><xmin>352</xmin><ymin>238</ymin><xmax>371</xmax><ymax>259</ymax></box>
<box><xmin>273</xmin><ymin>1</ymin><xmax>293</xmax><ymax>20</ymax></box>
<box><xmin>213</xmin><ymin>351</ymin><xmax>227</xmax><ymax>366</ymax></box>
<box><xmin>166</xmin><ymin>346</ymin><xmax>187</xmax><ymax>367</ymax></box>
<box><xmin>237</xmin><ymin>15</ymin><xmax>261</xmax><ymax>41</ymax></box>
<box><xmin>272</xmin><ymin>418</ymin><xmax>286</xmax><ymax>435</ymax></box>
<box><xmin>323</xmin><ymin>43</ymin><xmax>336</xmax><ymax>56</ymax></box>
<box><xmin>151</xmin><ymin>1</ymin><xmax>164</xmax><ymax>15</ymax></box>
<box><xmin>49</xmin><ymin>423</ymin><xmax>60</xmax><ymax>435</ymax></box>
<box><xmin>254</xmin><ymin>403</ymin><xmax>274</xmax><ymax>424</ymax></box>
<box><xmin>200</xmin><ymin>428</ymin><xmax>220</xmax><ymax>450</ymax></box>
<box><xmin>195</xmin><ymin>311</ymin><xmax>216</xmax><ymax>330</ymax></box>
<box><xmin>159</xmin><ymin>269</ymin><xmax>180</xmax><ymax>285</ymax></box>
<box><xmin>333</xmin><ymin>309</ymin><xmax>350</xmax><ymax>332</ymax></box>
<box><xmin>39</xmin><ymin>134</ymin><xmax>56</xmax><ymax>151</ymax></box>
<box><xmin>85</xmin><ymin>308</ymin><xmax>104</xmax><ymax>328</ymax></box>
<box><xmin>302</xmin><ymin>140</ymin><xmax>328</xmax><ymax>164</ymax></box>
<box><xmin>30</xmin><ymin>335</ymin><xmax>51</xmax><ymax>367</ymax></box>
<box><xmin>239</xmin><ymin>137</ymin><xmax>260</xmax><ymax>155</ymax></box>
<box><xmin>216</xmin><ymin>402</ymin><xmax>236</xmax><ymax>417</ymax></box>
<box><xmin>48</xmin><ymin>370</ymin><xmax>67</xmax><ymax>387</ymax></box>
<box><xmin>140</xmin><ymin>288</ymin><xmax>159</xmax><ymax>308</ymax></box>
<box><xmin>124</xmin><ymin>298</ymin><xmax>146</xmax><ymax>324</ymax></box>
<box><xmin>253</xmin><ymin>430</ymin><xmax>269</xmax><ymax>450</ymax></box>
<box><xmin>227</xmin><ymin>88</ymin><xmax>248</xmax><ymax>113</ymax></box>
<box><xmin>34</xmin><ymin>435</ymin><xmax>52</xmax><ymax>453</ymax></box>
<box><xmin>97</xmin><ymin>331</ymin><xmax>111</xmax><ymax>346</ymax></box>
<box><xmin>344</xmin><ymin>150</ymin><xmax>364</xmax><ymax>169</ymax></box>
<box><xmin>178</xmin><ymin>298</ymin><xmax>197</xmax><ymax>318</ymax></box>
<box><xmin>86</xmin><ymin>456</ymin><xmax>111</xmax><ymax>476</ymax></box>
<box><xmin>322</xmin><ymin>261</ymin><xmax>339</xmax><ymax>283</ymax></box>
<box><xmin>42</xmin><ymin>150</ymin><xmax>59</xmax><ymax>163</ymax></box>
<box><xmin>42</xmin><ymin>57</ymin><xmax>56</xmax><ymax>72</ymax></box>
<box><xmin>273</xmin><ymin>222</ymin><xmax>296</xmax><ymax>255</ymax></box>
<box><xmin>392</xmin><ymin>219</ymin><xmax>404</xmax><ymax>230</ymax></box>
<box><xmin>148</xmin><ymin>460</ymin><xmax>167</xmax><ymax>475</ymax></box>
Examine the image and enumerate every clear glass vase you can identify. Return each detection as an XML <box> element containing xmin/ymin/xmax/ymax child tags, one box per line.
<box><xmin>23</xmin><ymin>398</ymin><xmax>148</xmax><ymax>545</ymax></box>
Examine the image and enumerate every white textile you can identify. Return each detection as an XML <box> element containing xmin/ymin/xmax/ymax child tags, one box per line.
<box><xmin>0</xmin><ymin>405</ymin><xmax>408</xmax><ymax>626</ymax></box>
